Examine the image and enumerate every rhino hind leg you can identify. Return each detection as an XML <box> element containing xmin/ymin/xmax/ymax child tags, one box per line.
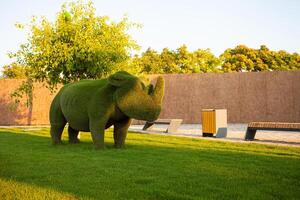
<box><xmin>50</xmin><ymin>122</ymin><xmax>66</xmax><ymax>145</ymax></box>
<box><xmin>50</xmin><ymin>100</ymin><xmax>66</xmax><ymax>145</ymax></box>
<box><xmin>68</xmin><ymin>126</ymin><xmax>80</xmax><ymax>144</ymax></box>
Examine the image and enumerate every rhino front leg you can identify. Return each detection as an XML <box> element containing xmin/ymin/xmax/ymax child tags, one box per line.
<box><xmin>90</xmin><ymin>119</ymin><xmax>107</xmax><ymax>149</ymax></box>
<box><xmin>114</xmin><ymin>118</ymin><xmax>132</xmax><ymax>148</ymax></box>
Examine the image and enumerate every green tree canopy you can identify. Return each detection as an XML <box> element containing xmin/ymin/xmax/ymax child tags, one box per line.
<box><xmin>1</xmin><ymin>63</ymin><xmax>28</xmax><ymax>79</ymax></box>
<box><xmin>132</xmin><ymin>48</ymin><xmax>163</xmax><ymax>74</ymax></box>
<box><xmin>220</xmin><ymin>45</ymin><xmax>300</xmax><ymax>72</ymax></box>
<box><xmin>9</xmin><ymin>0</ymin><xmax>139</xmax><ymax>90</ymax></box>
<box><xmin>132</xmin><ymin>45</ymin><xmax>220</xmax><ymax>74</ymax></box>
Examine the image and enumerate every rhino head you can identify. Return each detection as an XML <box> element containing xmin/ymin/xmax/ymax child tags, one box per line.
<box><xmin>108</xmin><ymin>71</ymin><xmax>164</xmax><ymax>121</ymax></box>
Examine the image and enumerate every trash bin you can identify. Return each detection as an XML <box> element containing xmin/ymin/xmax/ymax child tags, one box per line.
<box><xmin>202</xmin><ymin>109</ymin><xmax>227</xmax><ymax>138</ymax></box>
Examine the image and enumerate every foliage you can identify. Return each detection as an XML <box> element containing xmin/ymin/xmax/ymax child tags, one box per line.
<box><xmin>9</xmin><ymin>0</ymin><xmax>139</xmax><ymax>91</ymax></box>
<box><xmin>1</xmin><ymin>63</ymin><xmax>28</xmax><ymax>79</ymax></box>
<box><xmin>1</xmin><ymin>128</ymin><xmax>300</xmax><ymax>199</ymax></box>
<box><xmin>132</xmin><ymin>45</ymin><xmax>221</xmax><ymax>74</ymax></box>
<box><xmin>220</xmin><ymin>45</ymin><xmax>300</xmax><ymax>72</ymax></box>
<box><xmin>132</xmin><ymin>44</ymin><xmax>299</xmax><ymax>74</ymax></box>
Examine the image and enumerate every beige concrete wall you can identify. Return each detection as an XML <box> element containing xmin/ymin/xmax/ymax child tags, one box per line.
<box><xmin>0</xmin><ymin>70</ymin><xmax>299</xmax><ymax>125</ymax></box>
<box><xmin>153</xmin><ymin>70</ymin><xmax>300</xmax><ymax>123</ymax></box>
<box><xmin>0</xmin><ymin>79</ymin><xmax>58</xmax><ymax>125</ymax></box>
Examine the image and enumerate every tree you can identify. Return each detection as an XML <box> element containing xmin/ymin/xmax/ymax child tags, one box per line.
<box><xmin>192</xmin><ymin>48</ymin><xmax>221</xmax><ymax>73</ymax></box>
<box><xmin>133</xmin><ymin>45</ymin><xmax>220</xmax><ymax>74</ymax></box>
<box><xmin>9</xmin><ymin>0</ymin><xmax>139</xmax><ymax>91</ymax></box>
<box><xmin>1</xmin><ymin>63</ymin><xmax>28</xmax><ymax>79</ymax></box>
<box><xmin>132</xmin><ymin>48</ymin><xmax>163</xmax><ymax>74</ymax></box>
<box><xmin>220</xmin><ymin>45</ymin><xmax>300</xmax><ymax>72</ymax></box>
<box><xmin>221</xmin><ymin>45</ymin><xmax>255</xmax><ymax>72</ymax></box>
<box><xmin>174</xmin><ymin>45</ymin><xmax>193</xmax><ymax>73</ymax></box>
<box><xmin>160</xmin><ymin>48</ymin><xmax>179</xmax><ymax>73</ymax></box>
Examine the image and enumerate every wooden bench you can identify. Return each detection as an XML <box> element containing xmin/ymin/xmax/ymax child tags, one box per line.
<box><xmin>245</xmin><ymin>122</ymin><xmax>300</xmax><ymax>140</ymax></box>
<box><xmin>142</xmin><ymin>119</ymin><xmax>183</xmax><ymax>133</ymax></box>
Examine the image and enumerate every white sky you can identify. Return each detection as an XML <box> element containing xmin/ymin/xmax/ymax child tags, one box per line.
<box><xmin>0</xmin><ymin>0</ymin><xmax>300</xmax><ymax>71</ymax></box>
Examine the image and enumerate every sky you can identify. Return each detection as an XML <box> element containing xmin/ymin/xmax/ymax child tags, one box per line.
<box><xmin>0</xmin><ymin>0</ymin><xmax>300</xmax><ymax>70</ymax></box>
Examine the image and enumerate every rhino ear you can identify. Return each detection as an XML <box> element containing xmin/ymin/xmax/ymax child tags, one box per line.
<box><xmin>108</xmin><ymin>71</ymin><xmax>132</xmax><ymax>87</ymax></box>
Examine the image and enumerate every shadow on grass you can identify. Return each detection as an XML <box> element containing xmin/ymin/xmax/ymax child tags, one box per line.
<box><xmin>0</xmin><ymin>129</ymin><xmax>300</xmax><ymax>200</ymax></box>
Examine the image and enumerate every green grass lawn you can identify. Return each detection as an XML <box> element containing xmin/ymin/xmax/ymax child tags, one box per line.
<box><xmin>0</xmin><ymin>128</ymin><xmax>299</xmax><ymax>200</ymax></box>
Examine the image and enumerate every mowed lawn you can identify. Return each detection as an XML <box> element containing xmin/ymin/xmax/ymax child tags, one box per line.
<box><xmin>0</xmin><ymin>128</ymin><xmax>299</xmax><ymax>200</ymax></box>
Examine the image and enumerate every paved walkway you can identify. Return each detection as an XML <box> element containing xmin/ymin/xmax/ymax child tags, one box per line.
<box><xmin>1</xmin><ymin>124</ymin><xmax>299</xmax><ymax>147</ymax></box>
<box><xmin>129</xmin><ymin>124</ymin><xmax>300</xmax><ymax>147</ymax></box>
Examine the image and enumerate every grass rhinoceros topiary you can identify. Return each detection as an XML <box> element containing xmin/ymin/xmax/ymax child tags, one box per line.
<box><xmin>49</xmin><ymin>71</ymin><xmax>164</xmax><ymax>149</ymax></box>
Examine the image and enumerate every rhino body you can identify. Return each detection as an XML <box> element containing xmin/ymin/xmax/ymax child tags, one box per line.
<box><xmin>50</xmin><ymin>71</ymin><xmax>164</xmax><ymax>148</ymax></box>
